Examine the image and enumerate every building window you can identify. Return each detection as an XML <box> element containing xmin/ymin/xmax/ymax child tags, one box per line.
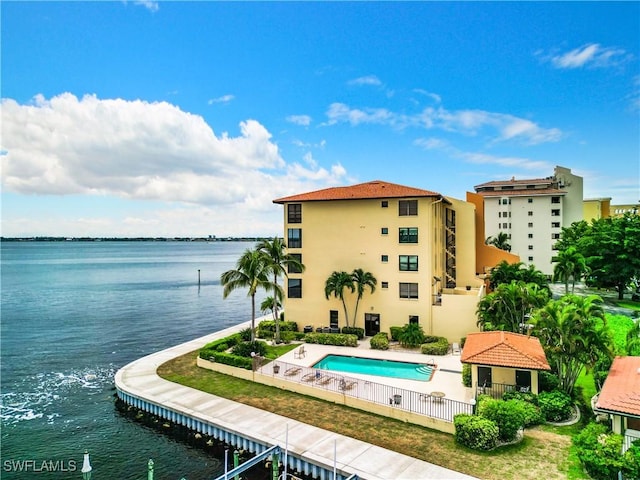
<box><xmin>498</xmin><ymin>212</ymin><xmax>501</xmax><ymax>218</ymax></box>
<box><xmin>528</xmin><ymin>245</ymin><xmax>534</xmax><ymax>250</ymax></box>
<box><xmin>409</xmin><ymin>315</ymin><xmax>419</xmax><ymax>325</ymax></box>
<box><xmin>528</xmin><ymin>256</ymin><xmax>534</xmax><ymax>262</ymax></box>
<box><xmin>478</xmin><ymin>366</ymin><xmax>492</xmax><ymax>388</ymax></box>
<box><xmin>381</xmin><ymin>200</ymin><xmax>388</xmax><ymax>208</ymax></box>
<box><xmin>288</xmin><ymin>278</ymin><xmax>302</xmax><ymax>298</ymax></box>
<box><xmin>528</xmin><ymin>198</ymin><xmax>533</xmax><ymax>203</ymax></box>
<box><xmin>399</xmin><ymin>200</ymin><xmax>418</xmax><ymax>216</ymax></box>
<box><xmin>399</xmin><ymin>282</ymin><xmax>418</xmax><ymax>299</ymax></box>
<box><xmin>551</xmin><ymin>222</ymin><xmax>560</xmax><ymax>228</ymax></box>
<box><xmin>528</xmin><ymin>222</ymin><xmax>533</xmax><ymax>228</ymax></box>
<box><xmin>287</xmin><ymin>228</ymin><xmax>302</xmax><ymax>248</ymax></box>
<box><xmin>551</xmin><ymin>196</ymin><xmax>561</xmax><ymax>204</ymax></box>
<box><xmin>287</xmin><ymin>204</ymin><xmax>302</xmax><ymax>223</ymax></box>
<box><xmin>399</xmin><ymin>227</ymin><xmax>418</xmax><ymax>243</ymax></box>
<box><xmin>502</xmin><ymin>223</ymin><xmax>509</xmax><ymax>229</ymax></box>
<box><xmin>288</xmin><ymin>253</ymin><xmax>303</xmax><ymax>273</ymax></box>
<box><xmin>552</xmin><ymin>233</ymin><xmax>560</xmax><ymax>239</ymax></box>
<box><xmin>381</xmin><ymin>255</ymin><xmax>389</xmax><ymax>263</ymax></box>
<box><xmin>501</xmin><ymin>198</ymin><xmax>511</xmax><ymax>205</ymax></box>
<box><xmin>381</xmin><ymin>227</ymin><xmax>388</xmax><ymax>235</ymax></box>
<box><xmin>399</xmin><ymin>255</ymin><xmax>418</xmax><ymax>271</ymax></box>
<box><xmin>329</xmin><ymin>310</ymin><xmax>339</xmax><ymax>329</ymax></box>
<box><xmin>528</xmin><ymin>233</ymin><xmax>533</xmax><ymax>239</ymax></box>
<box><xmin>551</xmin><ymin>209</ymin><xmax>561</xmax><ymax>216</ymax></box>
<box><xmin>381</xmin><ymin>282</ymin><xmax>389</xmax><ymax>289</ymax></box>
<box><xmin>528</xmin><ymin>211</ymin><xmax>533</xmax><ymax>216</ymax></box>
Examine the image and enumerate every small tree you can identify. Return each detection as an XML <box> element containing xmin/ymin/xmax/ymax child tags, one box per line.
<box><xmin>553</xmin><ymin>246</ymin><xmax>587</xmax><ymax>294</ymax></box>
<box><xmin>486</xmin><ymin>232</ymin><xmax>511</xmax><ymax>252</ymax></box>
<box><xmin>398</xmin><ymin>323</ymin><xmax>425</xmax><ymax>348</ymax></box>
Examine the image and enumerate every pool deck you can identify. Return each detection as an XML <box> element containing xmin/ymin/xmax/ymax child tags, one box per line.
<box><xmin>115</xmin><ymin>323</ymin><xmax>478</xmax><ymax>480</ymax></box>
<box><xmin>267</xmin><ymin>338</ymin><xmax>474</xmax><ymax>404</ymax></box>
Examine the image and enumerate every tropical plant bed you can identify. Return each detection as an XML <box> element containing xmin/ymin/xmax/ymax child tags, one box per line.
<box><xmin>158</xmin><ymin>351</ymin><xmax>588</xmax><ymax>480</ymax></box>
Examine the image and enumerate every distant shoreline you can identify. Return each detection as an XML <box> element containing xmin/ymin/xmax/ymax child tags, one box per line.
<box><xmin>1</xmin><ymin>236</ymin><xmax>273</xmax><ymax>243</ymax></box>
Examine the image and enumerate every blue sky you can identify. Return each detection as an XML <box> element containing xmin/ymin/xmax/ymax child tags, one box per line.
<box><xmin>2</xmin><ymin>1</ymin><xmax>638</xmax><ymax>237</ymax></box>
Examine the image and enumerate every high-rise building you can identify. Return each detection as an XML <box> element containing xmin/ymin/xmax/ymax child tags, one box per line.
<box><xmin>473</xmin><ymin>166</ymin><xmax>583</xmax><ymax>276</ymax></box>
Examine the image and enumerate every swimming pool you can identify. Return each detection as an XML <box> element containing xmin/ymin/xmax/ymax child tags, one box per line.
<box><xmin>312</xmin><ymin>355</ymin><xmax>435</xmax><ymax>381</ymax></box>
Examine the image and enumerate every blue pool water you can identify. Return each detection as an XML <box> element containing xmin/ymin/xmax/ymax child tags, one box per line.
<box><xmin>313</xmin><ymin>355</ymin><xmax>434</xmax><ymax>381</ymax></box>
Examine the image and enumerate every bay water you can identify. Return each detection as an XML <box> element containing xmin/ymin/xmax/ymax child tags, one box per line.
<box><xmin>1</xmin><ymin>240</ymin><xmax>265</xmax><ymax>479</ymax></box>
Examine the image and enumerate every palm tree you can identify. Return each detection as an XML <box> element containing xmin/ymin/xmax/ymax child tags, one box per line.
<box><xmin>257</xmin><ymin>237</ymin><xmax>305</xmax><ymax>342</ymax></box>
<box><xmin>260</xmin><ymin>296</ymin><xmax>281</xmax><ymax>321</ymax></box>
<box><xmin>476</xmin><ymin>281</ymin><xmax>549</xmax><ymax>332</ymax></box>
<box><xmin>533</xmin><ymin>294</ymin><xmax>611</xmax><ymax>395</ymax></box>
<box><xmin>324</xmin><ymin>271</ymin><xmax>355</xmax><ymax>327</ymax></box>
<box><xmin>553</xmin><ymin>246</ymin><xmax>587</xmax><ymax>294</ymax></box>
<box><xmin>486</xmin><ymin>232</ymin><xmax>511</xmax><ymax>252</ymax></box>
<box><xmin>221</xmin><ymin>248</ymin><xmax>277</xmax><ymax>342</ymax></box>
<box><xmin>351</xmin><ymin>268</ymin><xmax>377</xmax><ymax>328</ymax></box>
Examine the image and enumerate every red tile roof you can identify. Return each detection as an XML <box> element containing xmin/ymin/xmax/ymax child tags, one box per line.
<box><xmin>475</xmin><ymin>188</ymin><xmax>566</xmax><ymax>197</ymax></box>
<box><xmin>273</xmin><ymin>180</ymin><xmax>441</xmax><ymax>204</ymax></box>
<box><xmin>461</xmin><ymin>331</ymin><xmax>551</xmax><ymax>370</ymax></box>
<box><xmin>596</xmin><ymin>356</ymin><xmax>640</xmax><ymax>417</ymax></box>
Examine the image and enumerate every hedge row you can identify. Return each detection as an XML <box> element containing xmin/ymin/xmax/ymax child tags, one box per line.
<box><xmin>199</xmin><ymin>334</ymin><xmax>242</xmax><ymax>359</ymax></box>
<box><xmin>421</xmin><ymin>336</ymin><xmax>449</xmax><ymax>355</ymax></box>
<box><xmin>304</xmin><ymin>333</ymin><xmax>358</xmax><ymax>347</ymax></box>
<box><xmin>206</xmin><ymin>351</ymin><xmax>253</xmax><ymax>370</ymax></box>
<box><xmin>574</xmin><ymin>423</ymin><xmax>640</xmax><ymax>480</ymax></box>
<box><xmin>341</xmin><ymin>327</ymin><xmax>365</xmax><ymax>340</ymax></box>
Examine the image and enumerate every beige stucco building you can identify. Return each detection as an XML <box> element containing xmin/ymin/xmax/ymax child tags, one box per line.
<box><xmin>273</xmin><ymin>180</ymin><xmax>489</xmax><ymax>343</ymax></box>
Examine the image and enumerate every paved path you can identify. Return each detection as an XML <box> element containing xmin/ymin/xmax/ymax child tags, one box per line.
<box><xmin>115</xmin><ymin>323</ymin><xmax>478</xmax><ymax>480</ymax></box>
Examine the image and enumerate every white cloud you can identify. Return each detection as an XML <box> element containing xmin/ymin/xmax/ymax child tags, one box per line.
<box><xmin>208</xmin><ymin>94</ymin><xmax>235</xmax><ymax>105</ymax></box>
<box><xmin>325</xmin><ymin>102</ymin><xmax>392</xmax><ymax>126</ymax></box>
<box><xmin>327</xmin><ymin>102</ymin><xmax>561</xmax><ymax>144</ymax></box>
<box><xmin>413</xmin><ymin>137</ymin><xmax>449</xmax><ymax>150</ymax></box>
<box><xmin>0</xmin><ymin>93</ymin><xmax>347</xmax><ymax>218</ymax></box>
<box><xmin>543</xmin><ymin>43</ymin><xmax>631</xmax><ymax>69</ymax></box>
<box><xmin>286</xmin><ymin>114</ymin><xmax>312</xmax><ymax>126</ymax></box>
<box><xmin>348</xmin><ymin>75</ymin><xmax>382</xmax><ymax>86</ymax></box>
<box><xmin>134</xmin><ymin>0</ymin><xmax>159</xmax><ymax>12</ymax></box>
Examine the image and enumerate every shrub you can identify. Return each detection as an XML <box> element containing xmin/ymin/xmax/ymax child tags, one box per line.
<box><xmin>502</xmin><ymin>390</ymin><xmax>539</xmax><ymax>406</ymax></box>
<box><xmin>231</xmin><ymin>340</ymin><xmax>267</xmax><ymax>358</ymax></box>
<box><xmin>208</xmin><ymin>351</ymin><xmax>253</xmax><ymax>370</ymax></box>
<box><xmin>398</xmin><ymin>323</ymin><xmax>425</xmax><ymax>347</ymax></box>
<box><xmin>624</xmin><ymin>440</ymin><xmax>640</xmax><ymax>480</ymax></box>
<box><xmin>389</xmin><ymin>326</ymin><xmax>402</xmax><ymax>341</ymax></box>
<box><xmin>538</xmin><ymin>390</ymin><xmax>573</xmax><ymax>422</ymax></box>
<box><xmin>279</xmin><ymin>331</ymin><xmax>296</xmax><ymax>343</ymax></box>
<box><xmin>593</xmin><ymin>356</ymin><xmax>613</xmax><ymax>391</ymax></box>
<box><xmin>461</xmin><ymin>363</ymin><xmax>471</xmax><ymax>387</ymax></box>
<box><xmin>509</xmin><ymin>399</ymin><xmax>543</xmax><ymax>427</ymax></box>
<box><xmin>257</xmin><ymin>320</ymin><xmax>299</xmax><ymax>338</ymax></box>
<box><xmin>304</xmin><ymin>333</ymin><xmax>358</xmax><ymax>347</ymax></box>
<box><xmin>370</xmin><ymin>332</ymin><xmax>389</xmax><ymax>350</ymax></box>
<box><xmin>199</xmin><ymin>334</ymin><xmax>241</xmax><ymax>359</ymax></box>
<box><xmin>454</xmin><ymin>414</ymin><xmax>499</xmax><ymax>451</ymax></box>
<box><xmin>477</xmin><ymin>397</ymin><xmax>527</xmax><ymax>441</ymax></box>
<box><xmin>420</xmin><ymin>336</ymin><xmax>449</xmax><ymax>355</ymax></box>
<box><xmin>573</xmin><ymin>423</ymin><xmax>628</xmax><ymax>480</ymax></box>
<box><xmin>460</xmin><ymin>336</ymin><xmax>466</xmax><ymax>348</ymax></box>
<box><xmin>239</xmin><ymin>328</ymin><xmax>253</xmax><ymax>342</ymax></box>
<box><xmin>538</xmin><ymin>371</ymin><xmax>560</xmax><ymax>393</ymax></box>
<box><xmin>341</xmin><ymin>327</ymin><xmax>365</xmax><ymax>339</ymax></box>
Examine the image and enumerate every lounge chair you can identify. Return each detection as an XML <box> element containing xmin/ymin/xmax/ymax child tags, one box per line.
<box><xmin>302</xmin><ymin>371</ymin><xmax>319</xmax><ymax>382</ymax></box>
<box><xmin>284</xmin><ymin>367</ymin><xmax>301</xmax><ymax>377</ymax></box>
<box><xmin>294</xmin><ymin>345</ymin><xmax>306</xmax><ymax>359</ymax></box>
<box><xmin>317</xmin><ymin>375</ymin><xmax>334</xmax><ymax>386</ymax></box>
<box><xmin>452</xmin><ymin>342</ymin><xmax>461</xmax><ymax>355</ymax></box>
<box><xmin>339</xmin><ymin>379</ymin><xmax>357</xmax><ymax>391</ymax></box>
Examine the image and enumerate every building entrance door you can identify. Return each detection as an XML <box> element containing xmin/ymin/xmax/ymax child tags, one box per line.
<box><xmin>364</xmin><ymin>314</ymin><xmax>380</xmax><ymax>337</ymax></box>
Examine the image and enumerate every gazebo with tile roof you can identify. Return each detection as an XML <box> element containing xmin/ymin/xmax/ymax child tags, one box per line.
<box><xmin>595</xmin><ymin>356</ymin><xmax>640</xmax><ymax>452</ymax></box>
<box><xmin>461</xmin><ymin>331</ymin><xmax>551</xmax><ymax>397</ymax></box>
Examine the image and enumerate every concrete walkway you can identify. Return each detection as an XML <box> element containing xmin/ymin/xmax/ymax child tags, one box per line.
<box><xmin>115</xmin><ymin>323</ymin><xmax>478</xmax><ymax>480</ymax></box>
